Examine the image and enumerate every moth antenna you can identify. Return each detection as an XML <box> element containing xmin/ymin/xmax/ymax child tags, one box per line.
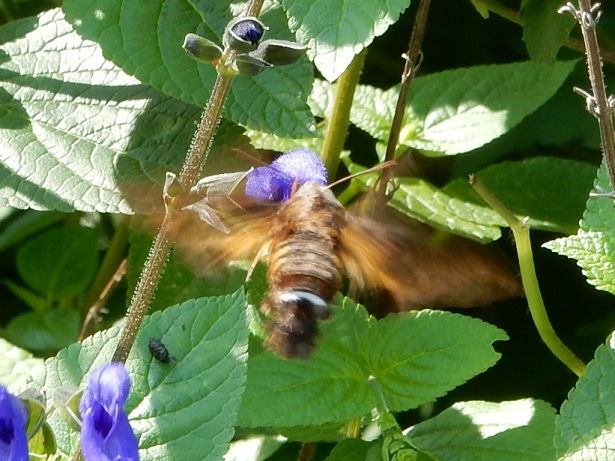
<box><xmin>232</xmin><ymin>148</ymin><xmax>271</xmax><ymax>168</ymax></box>
<box><xmin>233</xmin><ymin>148</ymin><xmax>300</xmax><ymax>185</ymax></box>
<box><xmin>327</xmin><ymin>161</ymin><xmax>396</xmax><ymax>189</ymax></box>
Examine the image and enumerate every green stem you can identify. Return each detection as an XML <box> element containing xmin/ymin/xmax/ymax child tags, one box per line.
<box><xmin>320</xmin><ymin>50</ymin><xmax>366</xmax><ymax>178</ymax></box>
<box><xmin>470</xmin><ymin>175</ymin><xmax>586</xmax><ymax>377</ymax></box>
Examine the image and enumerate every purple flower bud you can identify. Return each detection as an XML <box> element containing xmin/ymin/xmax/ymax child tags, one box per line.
<box><xmin>0</xmin><ymin>385</ymin><xmax>28</xmax><ymax>461</ymax></box>
<box><xmin>80</xmin><ymin>363</ymin><xmax>139</xmax><ymax>461</ymax></box>
<box><xmin>245</xmin><ymin>148</ymin><xmax>328</xmax><ymax>202</ymax></box>
<box><xmin>230</xmin><ymin>19</ymin><xmax>265</xmax><ymax>45</ymax></box>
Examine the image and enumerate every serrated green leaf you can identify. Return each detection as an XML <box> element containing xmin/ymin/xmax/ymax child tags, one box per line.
<box><xmin>444</xmin><ymin>157</ymin><xmax>596</xmax><ymax>235</ymax></box>
<box><xmin>0</xmin><ymin>9</ymin><xmax>254</xmax><ymax>213</ymax></box>
<box><xmin>555</xmin><ymin>336</ymin><xmax>615</xmax><ymax>460</ymax></box>
<box><xmin>16</xmin><ymin>226</ymin><xmax>98</xmax><ymax>300</ymax></box>
<box><xmin>363</xmin><ymin>310</ymin><xmax>508</xmax><ymax>413</ymax></box>
<box><xmin>4</xmin><ymin>308</ymin><xmax>80</xmax><ymax>352</ymax></box>
<box><xmin>544</xmin><ymin>163</ymin><xmax>615</xmax><ymax>295</ymax></box>
<box><xmin>238</xmin><ymin>299</ymin><xmax>506</xmax><ymax>427</ymax></box>
<box><xmin>238</xmin><ymin>304</ymin><xmax>374</xmax><ymax>428</ymax></box>
<box><xmin>282</xmin><ymin>0</ymin><xmax>411</xmax><ymax>82</ymax></box>
<box><xmin>388</xmin><ymin>177</ymin><xmax>505</xmax><ymax>242</ymax></box>
<box><xmin>351</xmin><ymin>61</ymin><xmax>577</xmax><ymax>155</ymax></box>
<box><xmin>31</xmin><ymin>292</ymin><xmax>249</xmax><ymax>461</ymax></box>
<box><xmin>522</xmin><ymin>0</ymin><xmax>575</xmax><ymax>63</ymax></box>
<box><xmin>408</xmin><ymin>399</ymin><xmax>556</xmax><ymax>461</ymax></box>
<box><xmin>63</xmin><ymin>0</ymin><xmax>314</xmax><ymax>137</ymax></box>
<box><xmin>0</xmin><ymin>338</ymin><xmax>44</xmax><ymax>391</ymax></box>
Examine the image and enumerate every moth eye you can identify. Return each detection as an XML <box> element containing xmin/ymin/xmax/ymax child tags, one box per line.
<box><xmin>148</xmin><ymin>338</ymin><xmax>171</xmax><ymax>363</ymax></box>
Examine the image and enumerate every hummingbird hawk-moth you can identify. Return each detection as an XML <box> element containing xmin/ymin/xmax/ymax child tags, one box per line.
<box><xmin>164</xmin><ymin>148</ymin><xmax>522</xmax><ymax>359</ymax></box>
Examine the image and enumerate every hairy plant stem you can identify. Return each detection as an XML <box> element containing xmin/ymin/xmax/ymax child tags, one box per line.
<box><xmin>470</xmin><ymin>175</ymin><xmax>586</xmax><ymax>377</ymax></box>
<box><xmin>560</xmin><ymin>1</ymin><xmax>615</xmax><ymax>192</ymax></box>
<box><xmin>320</xmin><ymin>50</ymin><xmax>365</xmax><ymax>178</ymax></box>
<box><xmin>111</xmin><ymin>3</ymin><xmax>265</xmax><ymax>364</ymax></box>
<box><xmin>377</xmin><ymin>0</ymin><xmax>430</xmax><ymax>200</ymax></box>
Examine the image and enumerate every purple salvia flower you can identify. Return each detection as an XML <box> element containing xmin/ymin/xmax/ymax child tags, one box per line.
<box><xmin>245</xmin><ymin>148</ymin><xmax>328</xmax><ymax>202</ymax></box>
<box><xmin>80</xmin><ymin>363</ymin><xmax>139</xmax><ymax>461</ymax></box>
<box><xmin>0</xmin><ymin>385</ymin><xmax>28</xmax><ymax>461</ymax></box>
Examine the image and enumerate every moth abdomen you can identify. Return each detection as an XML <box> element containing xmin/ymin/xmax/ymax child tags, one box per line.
<box><xmin>263</xmin><ymin>289</ymin><xmax>331</xmax><ymax>359</ymax></box>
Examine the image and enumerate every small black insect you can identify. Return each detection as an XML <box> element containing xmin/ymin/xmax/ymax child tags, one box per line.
<box><xmin>148</xmin><ymin>338</ymin><xmax>171</xmax><ymax>363</ymax></box>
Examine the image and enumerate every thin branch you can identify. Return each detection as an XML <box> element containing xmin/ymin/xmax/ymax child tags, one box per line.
<box><xmin>560</xmin><ymin>1</ymin><xmax>615</xmax><ymax>193</ymax></box>
<box><xmin>377</xmin><ymin>0</ymin><xmax>431</xmax><ymax>200</ymax></box>
<box><xmin>470</xmin><ymin>175</ymin><xmax>586</xmax><ymax>377</ymax></box>
<box><xmin>79</xmin><ymin>258</ymin><xmax>127</xmax><ymax>341</ymax></box>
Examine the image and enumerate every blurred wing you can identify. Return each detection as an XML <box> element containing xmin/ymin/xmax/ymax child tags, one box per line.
<box><xmin>339</xmin><ymin>210</ymin><xmax>522</xmax><ymax>312</ymax></box>
<box><xmin>137</xmin><ymin>201</ymin><xmax>276</xmax><ymax>276</ymax></box>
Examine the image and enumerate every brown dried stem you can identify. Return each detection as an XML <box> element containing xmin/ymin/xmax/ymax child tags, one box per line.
<box><xmin>377</xmin><ymin>0</ymin><xmax>430</xmax><ymax>200</ymax></box>
<box><xmin>560</xmin><ymin>1</ymin><xmax>615</xmax><ymax>193</ymax></box>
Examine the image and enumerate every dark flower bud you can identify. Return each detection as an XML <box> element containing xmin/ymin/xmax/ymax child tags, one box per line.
<box><xmin>235</xmin><ymin>54</ymin><xmax>272</xmax><ymax>76</ymax></box>
<box><xmin>251</xmin><ymin>39</ymin><xmax>307</xmax><ymax>66</ymax></box>
<box><xmin>183</xmin><ymin>33</ymin><xmax>223</xmax><ymax>63</ymax></box>
<box><xmin>223</xmin><ymin>17</ymin><xmax>267</xmax><ymax>53</ymax></box>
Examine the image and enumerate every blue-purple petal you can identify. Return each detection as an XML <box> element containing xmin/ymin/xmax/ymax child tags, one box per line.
<box><xmin>80</xmin><ymin>363</ymin><xmax>139</xmax><ymax>461</ymax></box>
<box><xmin>0</xmin><ymin>385</ymin><xmax>28</xmax><ymax>461</ymax></box>
<box><xmin>245</xmin><ymin>148</ymin><xmax>327</xmax><ymax>202</ymax></box>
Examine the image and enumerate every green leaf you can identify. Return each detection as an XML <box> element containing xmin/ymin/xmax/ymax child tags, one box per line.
<box><xmin>282</xmin><ymin>0</ymin><xmax>411</xmax><ymax>82</ymax></box>
<box><xmin>0</xmin><ymin>338</ymin><xmax>44</xmax><ymax>391</ymax></box>
<box><xmin>351</xmin><ymin>61</ymin><xmax>577</xmax><ymax>155</ymax></box>
<box><xmin>0</xmin><ymin>211</ymin><xmax>65</xmax><ymax>252</ymax></box>
<box><xmin>325</xmin><ymin>439</ymin><xmax>377</xmax><ymax>461</ymax></box>
<box><xmin>2</xmin><ymin>280</ymin><xmax>48</xmax><ymax>312</ymax></box>
<box><xmin>361</xmin><ymin>309</ymin><xmax>508</xmax><ymax>413</ymax></box>
<box><xmin>388</xmin><ymin>177</ymin><xmax>505</xmax><ymax>242</ymax></box>
<box><xmin>16</xmin><ymin>226</ymin><xmax>98</xmax><ymax>300</ymax></box>
<box><xmin>444</xmin><ymin>157</ymin><xmax>596</xmax><ymax>235</ymax></box>
<box><xmin>521</xmin><ymin>0</ymin><xmax>575</xmax><ymax>63</ymax></box>
<box><xmin>238</xmin><ymin>299</ymin><xmax>507</xmax><ymax>427</ymax></box>
<box><xmin>31</xmin><ymin>292</ymin><xmax>249</xmax><ymax>461</ymax></box>
<box><xmin>0</xmin><ymin>9</ymin><xmax>253</xmax><ymax>213</ymax></box>
<box><xmin>408</xmin><ymin>399</ymin><xmax>556</xmax><ymax>461</ymax></box>
<box><xmin>4</xmin><ymin>309</ymin><xmax>80</xmax><ymax>352</ymax></box>
<box><xmin>62</xmin><ymin>1</ymin><xmax>314</xmax><ymax>137</ymax></box>
<box><xmin>544</xmin><ymin>163</ymin><xmax>615</xmax><ymax>295</ymax></box>
<box><xmin>555</xmin><ymin>336</ymin><xmax>615</xmax><ymax>460</ymax></box>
